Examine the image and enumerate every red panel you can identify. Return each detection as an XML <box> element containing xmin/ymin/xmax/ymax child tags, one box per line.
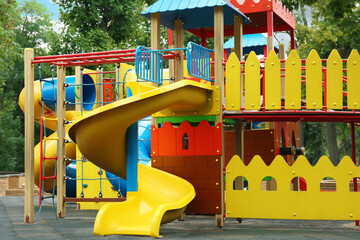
<box><xmin>194</xmin><ymin>121</ymin><xmax>214</xmax><ymax>155</ymax></box>
<box><xmin>214</xmin><ymin>123</ymin><xmax>223</xmax><ymax>155</ymax></box>
<box><xmin>152</xmin><ymin>121</ymin><xmax>222</xmax><ymax>156</ymax></box>
<box><xmin>151</xmin><ymin>125</ymin><xmax>159</xmax><ymax>157</ymax></box>
<box><xmin>158</xmin><ymin>122</ymin><xmax>176</xmax><ymax>156</ymax></box>
<box><xmin>103</xmin><ymin>79</ymin><xmax>114</xmax><ymax>105</ymax></box>
<box><xmin>176</xmin><ymin>121</ymin><xmax>195</xmax><ymax>156</ymax></box>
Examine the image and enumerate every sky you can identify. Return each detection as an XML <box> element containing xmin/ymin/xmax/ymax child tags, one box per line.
<box><xmin>37</xmin><ymin>0</ymin><xmax>60</xmax><ymax>21</ymax></box>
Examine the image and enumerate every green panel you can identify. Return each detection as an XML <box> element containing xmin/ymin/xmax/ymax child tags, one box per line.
<box><xmin>156</xmin><ymin>115</ymin><xmax>217</xmax><ymax>124</ymax></box>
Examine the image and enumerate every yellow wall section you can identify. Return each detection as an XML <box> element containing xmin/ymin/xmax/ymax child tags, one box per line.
<box><xmin>226</xmin><ymin>155</ymin><xmax>360</xmax><ymax>220</ymax></box>
<box><xmin>285</xmin><ymin>50</ymin><xmax>301</xmax><ymax>109</ymax></box>
<box><xmin>347</xmin><ymin>50</ymin><xmax>360</xmax><ymax>109</ymax></box>
<box><xmin>265</xmin><ymin>51</ymin><xmax>281</xmax><ymax>109</ymax></box>
<box><xmin>306</xmin><ymin>50</ymin><xmax>323</xmax><ymax>109</ymax></box>
<box><xmin>225</xmin><ymin>53</ymin><xmax>241</xmax><ymax>110</ymax></box>
<box><xmin>327</xmin><ymin>50</ymin><xmax>343</xmax><ymax>110</ymax></box>
<box><xmin>245</xmin><ymin>51</ymin><xmax>261</xmax><ymax>110</ymax></box>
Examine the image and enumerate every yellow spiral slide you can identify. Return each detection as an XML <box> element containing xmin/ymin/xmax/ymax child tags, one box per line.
<box><xmin>68</xmin><ymin>80</ymin><xmax>212</xmax><ymax>237</ymax></box>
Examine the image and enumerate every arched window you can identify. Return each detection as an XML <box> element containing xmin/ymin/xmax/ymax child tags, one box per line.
<box><xmin>261</xmin><ymin>176</ymin><xmax>277</xmax><ymax>191</ymax></box>
<box><xmin>349</xmin><ymin>177</ymin><xmax>360</xmax><ymax>192</ymax></box>
<box><xmin>290</xmin><ymin>177</ymin><xmax>307</xmax><ymax>191</ymax></box>
<box><xmin>320</xmin><ymin>177</ymin><xmax>336</xmax><ymax>192</ymax></box>
<box><xmin>233</xmin><ymin>176</ymin><xmax>248</xmax><ymax>191</ymax></box>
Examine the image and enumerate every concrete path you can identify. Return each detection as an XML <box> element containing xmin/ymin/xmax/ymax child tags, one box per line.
<box><xmin>1</xmin><ymin>196</ymin><xmax>359</xmax><ymax>239</ymax></box>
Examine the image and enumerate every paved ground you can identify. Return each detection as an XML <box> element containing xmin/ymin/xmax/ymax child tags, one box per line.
<box><xmin>1</xmin><ymin>196</ymin><xmax>359</xmax><ymax>239</ymax></box>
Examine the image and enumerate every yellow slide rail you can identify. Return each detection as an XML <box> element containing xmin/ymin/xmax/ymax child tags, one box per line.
<box><xmin>225</xmin><ymin>49</ymin><xmax>360</xmax><ymax>111</ymax></box>
<box><xmin>226</xmin><ymin>155</ymin><xmax>360</xmax><ymax>220</ymax></box>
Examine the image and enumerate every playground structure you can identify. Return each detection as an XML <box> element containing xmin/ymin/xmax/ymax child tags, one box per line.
<box><xmin>22</xmin><ymin>0</ymin><xmax>360</xmax><ymax>238</ymax></box>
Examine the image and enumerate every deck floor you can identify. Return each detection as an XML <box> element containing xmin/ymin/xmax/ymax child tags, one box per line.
<box><xmin>1</xmin><ymin>196</ymin><xmax>359</xmax><ymax>239</ymax></box>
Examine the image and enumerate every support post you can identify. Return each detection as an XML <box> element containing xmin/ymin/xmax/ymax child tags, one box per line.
<box><xmin>267</xmin><ymin>11</ymin><xmax>274</xmax><ymax>54</ymax></box>
<box><xmin>234</xmin><ymin>14</ymin><xmax>244</xmax><ymax>193</ymax></box>
<box><xmin>24</xmin><ymin>48</ymin><xmax>34</xmax><ymax>223</ymax></box>
<box><xmin>126</xmin><ymin>122</ymin><xmax>138</xmax><ymax>192</ymax></box>
<box><xmin>174</xmin><ymin>19</ymin><xmax>184</xmax><ymax>82</ymax></box>
<box><xmin>351</xmin><ymin>123</ymin><xmax>359</xmax><ymax>226</ymax></box>
<box><xmin>214</xmin><ymin>6</ymin><xmax>225</xmax><ymax>227</ymax></box>
<box><xmin>57</xmin><ymin>65</ymin><xmax>66</xmax><ymax>218</ymax></box>
<box><xmin>115</xmin><ymin>64</ymin><xmax>121</xmax><ymax>101</ymax></box>
<box><xmin>98</xmin><ymin>65</ymin><xmax>104</xmax><ymax>107</ymax></box>
<box><xmin>201</xmin><ymin>30</ymin><xmax>207</xmax><ymax>47</ymax></box>
<box><xmin>290</xmin><ymin>29</ymin><xmax>296</xmax><ymax>50</ymax></box>
<box><xmin>279</xmin><ymin>44</ymin><xmax>285</xmax><ymax>98</ymax></box>
<box><xmin>75</xmin><ymin>66</ymin><xmax>83</xmax><ymax>203</ymax></box>
<box><xmin>151</xmin><ymin>13</ymin><xmax>160</xmax><ymax>125</ymax></box>
<box><xmin>151</xmin><ymin>13</ymin><xmax>160</xmax><ymax>50</ymax></box>
<box><xmin>168</xmin><ymin>29</ymin><xmax>175</xmax><ymax>80</ymax></box>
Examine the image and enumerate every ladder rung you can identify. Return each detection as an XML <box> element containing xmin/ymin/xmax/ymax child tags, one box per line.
<box><xmin>43</xmin><ymin>117</ymin><xmax>58</xmax><ymax>121</ymax></box>
<box><xmin>42</xmin><ymin>175</ymin><xmax>56</xmax><ymax>180</ymax></box>
<box><xmin>40</xmin><ymin>78</ymin><xmax>55</xmax><ymax>84</ymax></box>
<box><xmin>42</xmin><ymin>195</ymin><xmax>55</xmax><ymax>200</ymax></box>
<box><xmin>44</xmin><ymin>137</ymin><xmax>59</xmax><ymax>141</ymax></box>
<box><xmin>42</xmin><ymin>157</ymin><xmax>58</xmax><ymax>161</ymax></box>
<box><xmin>41</xmin><ymin>97</ymin><xmax>56</xmax><ymax>103</ymax></box>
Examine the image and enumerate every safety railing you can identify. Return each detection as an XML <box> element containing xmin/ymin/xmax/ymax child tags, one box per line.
<box><xmin>186</xmin><ymin>42</ymin><xmax>214</xmax><ymax>82</ymax></box>
<box><xmin>135</xmin><ymin>46</ymin><xmax>164</xmax><ymax>85</ymax></box>
<box><xmin>225</xmin><ymin>49</ymin><xmax>360</xmax><ymax>114</ymax></box>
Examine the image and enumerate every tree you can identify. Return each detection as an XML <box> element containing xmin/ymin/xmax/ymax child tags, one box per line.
<box><xmin>281</xmin><ymin>0</ymin><xmax>359</xmax><ymax>18</ymax></box>
<box><xmin>55</xmin><ymin>0</ymin><xmax>151</xmax><ymax>45</ymax></box>
<box><xmin>0</xmin><ymin>0</ymin><xmax>58</xmax><ymax>172</ymax></box>
<box><xmin>293</xmin><ymin>0</ymin><xmax>360</xmax><ymax>165</ymax></box>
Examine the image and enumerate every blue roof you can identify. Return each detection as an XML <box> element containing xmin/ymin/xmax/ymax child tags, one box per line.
<box><xmin>224</xmin><ymin>34</ymin><xmax>278</xmax><ymax>55</ymax></box>
<box><xmin>142</xmin><ymin>0</ymin><xmax>251</xmax><ymax>30</ymax></box>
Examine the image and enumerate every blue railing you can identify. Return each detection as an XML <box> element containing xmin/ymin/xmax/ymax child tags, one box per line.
<box><xmin>186</xmin><ymin>42</ymin><xmax>214</xmax><ymax>82</ymax></box>
<box><xmin>135</xmin><ymin>46</ymin><xmax>163</xmax><ymax>85</ymax></box>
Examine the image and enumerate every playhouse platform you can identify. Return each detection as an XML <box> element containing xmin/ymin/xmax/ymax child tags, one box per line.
<box><xmin>1</xmin><ymin>196</ymin><xmax>359</xmax><ymax>240</ymax></box>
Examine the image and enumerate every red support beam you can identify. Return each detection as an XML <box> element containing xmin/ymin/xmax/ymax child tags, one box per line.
<box><xmin>224</xmin><ymin>111</ymin><xmax>360</xmax><ymax>123</ymax></box>
<box><xmin>290</xmin><ymin>29</ymin><xmax>296</xmax><ymax>50</ymax></box>
<box><xmin>267</xmin><ymin>11</ymin><xmax>274</xmax><ymax>37</ymax></box>
<box><xmin>351</xmin><ymin>123</ymin><xmax>359</xmax><ymax>226</ymax></box>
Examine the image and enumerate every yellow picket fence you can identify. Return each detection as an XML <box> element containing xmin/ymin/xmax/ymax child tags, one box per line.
<box><xmin>225</xmin><ymin>49</ymin><xmax>360</xmax><ymax>111</ymax></box>
<box><xmin>226</xmin><ymin>155</ymin><xmax>360</xmax><ymax>220</ymax></box>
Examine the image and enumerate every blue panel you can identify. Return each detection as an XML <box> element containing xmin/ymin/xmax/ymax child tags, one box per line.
<box><xmin>187</xmin><ymin>0</ymin><xmax>199</xmax><ymax>9</ymax></box>
<box><xmin>168</xmin><ymin>0</ymin><xmax>181</xmax><ymax>11</ymax></box>
<box><xmin>65</xmin><ymin>162</ymin><xmax>76</xmax><ymax>197</ymax></box>
<box><xmin>178</xmin><ymin>0</ymin><xmax>191</xmax><ymax>10</ymax></box>
<box><xmin>160</xmin><ymin>0</ymin><xmax>172</xmax><ymax>12</ymax></box>
<box><xmin>126</xmin><ymin>122</ymin><xmax>138</xmax><ymax>192</ymax></box>
<box><xmin>142</xmin><ymin>0</ymin><xmax>250</xmax><ymax>30</ymax></box>
<box><xmin>41</xmin><ymin>75</ymin><xmax>96</xmax><ymax>111</ymax></box>
<box><xmin>105</xmin><ymin>171</ymin><xmax>127</xmax><ymax>196</ymax></box>
<box><xmin>224</xmin><ymin>34</ymin><xmax>278</xmax><ymax>55</ymax></box>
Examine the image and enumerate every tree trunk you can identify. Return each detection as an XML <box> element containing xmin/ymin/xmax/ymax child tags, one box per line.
<box><xmin>326</xmin><ymin>122</ymin><xmax>340</xmax><ymax>165</ymax></box>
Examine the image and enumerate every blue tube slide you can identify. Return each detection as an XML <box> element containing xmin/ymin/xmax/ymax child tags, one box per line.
<box><xmin>106</xmin><ymin>117</ymin><xmax>152</xmax><ymax>196</ymax></box>
<box><xmin>42</xmin><ymin>75</ymin><xmax>96</xmax><ymax>111</ymax></box>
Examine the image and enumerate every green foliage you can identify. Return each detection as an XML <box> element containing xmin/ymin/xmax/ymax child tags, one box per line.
<box><xmin>281</xmin><ymin>0</ymin><xmax>359</xmax><ymax>18</ymax></box>
<box><xmin>296</xmin><ymin>2</ymin><xmax>360</xmax><ymax>59</ymax></box>
<box><xmin>0</xmin><ymin>0</ymin><xmax>57</xmax><ymax>172</ymax></box>
<box><xmin>55</xmin><ymin>0</ymin><xmax>150</xmax><ymax>44</ymax></box>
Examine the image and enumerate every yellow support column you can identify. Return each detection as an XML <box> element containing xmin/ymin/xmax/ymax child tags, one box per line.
<box><xmin>245</xmin><ymin>52</ymin><xmax>260</xmax><ymax>110</ymax></box>
<box><xmin>174</xmin><ymin>19</ymin><xmax>184</xmax><ymax>82</ymax></box>
<box><xmin>214</xmin><ymin>5</ymin><xmax>224</xmax><ymax>227</ymax></box>
<box><xmin>285</xmin><ymin>50</ymin><xmax>301</xmax><ymax>109</ymax></box>
<box><xmin>265</xmin><ymin>51</ymin><xmax>281</xmax><ymax>110</ymax></box>
<box><xmin>57</xmin><ymin>65</ymin><xmax>66</xmax><ymax>218</ymax></box>
<box><xmin>225</xmin><ymin>53</ymin><xmax>241</xmax><ymax>111</ymax></box>
<box><xmin>24</xmin><ymin>48</ymin><xmax>34</xmax><ymax>223</ymax></box>
<box><xmin>347</xmin><ymin>50</ymin><xmax>360</xmax><ymax>109</ymax></box>
<box><xmin>327</xmin><ymin>50</ymin><xmax>343</xmax><ymax>110</ymax></box>
<box><xmin>306</xmin><ymin>50</ymin><xmax>322</xmax><ymax>109</ymax></box>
